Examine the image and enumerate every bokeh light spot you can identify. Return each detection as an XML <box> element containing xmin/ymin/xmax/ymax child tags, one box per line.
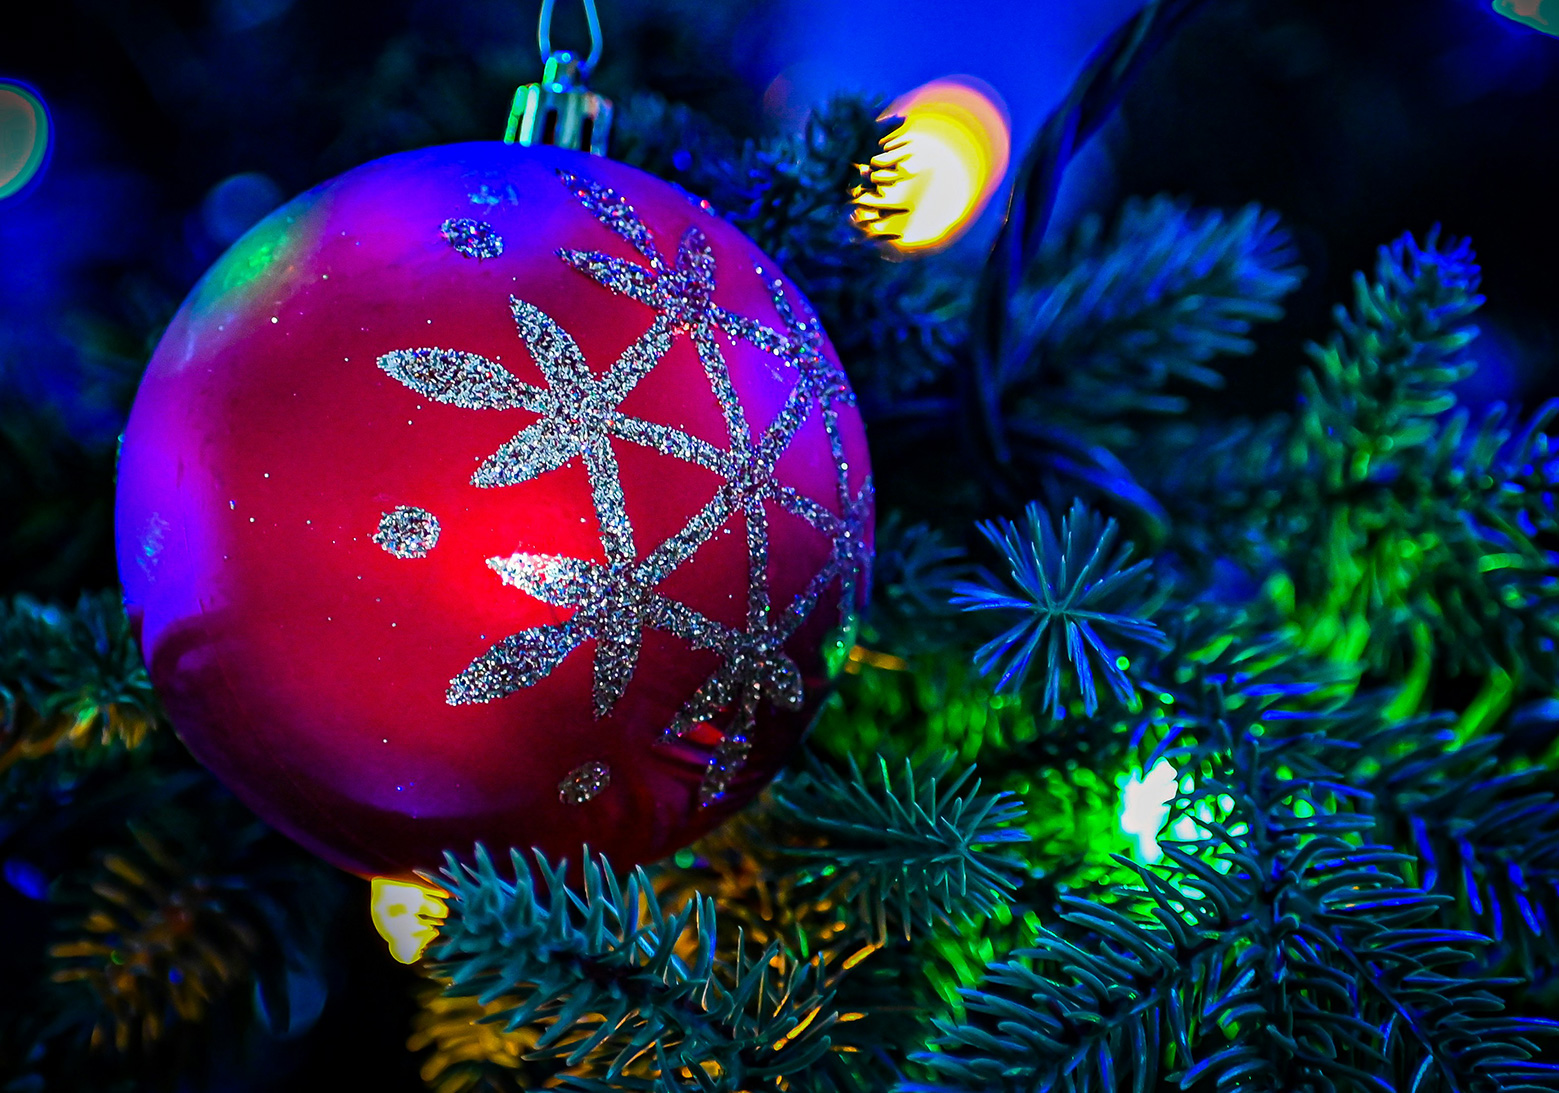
<box><xmin>857</xmin><ymin>76</ymin><xmax>1011</xmax><ymax>254</ymax></box>
<box><xmin>1494</xmin><ymin>0</ymin><xmax>1558</xmax><ymax>34</ymax></box>
<box><xmin>0</xmin><ymin>79</ymin><xmax>51</xmax><ymax>201</ymax></box>
<box><xmin>202</xmin><ymin>171</ymin><xmax>285</xmax><ymax>245</ymax></box>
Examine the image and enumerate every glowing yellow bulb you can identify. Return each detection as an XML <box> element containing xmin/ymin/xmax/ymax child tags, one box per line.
<box><xmin>858</xmin><ymin>76</ymin><xmax>1011</xmax><ymax>254</ymax></box>
<box><xmin>370</xmin><ymin>877</ymin><xmax>449</xmax><ymax>964</ymax></box>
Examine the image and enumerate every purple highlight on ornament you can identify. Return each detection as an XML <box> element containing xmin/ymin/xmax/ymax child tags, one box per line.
<box><xmin>440</xmin><ymin>217</ymin><xmax>503</xmax><ymax>260</ymax></box>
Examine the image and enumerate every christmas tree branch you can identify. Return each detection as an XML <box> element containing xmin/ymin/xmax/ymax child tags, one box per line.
<box><xmin>1001</xmin><ymin>197</ymin><xmax>1302</xmax><ymax>449</ymax></box>
<box><xmin>953</xmin><ymin>499</ymin><xmax>1168</xmax><ymax>716</ymax></box>
<box><xmin>429</xmin><ymin>846</ymin><xmax>839</xmax><ymax>1090</ymax></box>
<box><xmin>771</xmin><ymin>753</ymin><xmax>1027</xmax><ymax>942</ymax></box>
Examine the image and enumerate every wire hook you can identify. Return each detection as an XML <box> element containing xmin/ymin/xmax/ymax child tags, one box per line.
<box><xmin>538</xmin><ymin>0</ymin><xmax>603</xmax><ymax>77</ymax></box>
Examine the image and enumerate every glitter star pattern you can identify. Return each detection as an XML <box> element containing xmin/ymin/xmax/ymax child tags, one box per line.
<box><xmin>378</xmin><ymin>170</ymin><xmax>870</xmax><ymax>805</ymax></box>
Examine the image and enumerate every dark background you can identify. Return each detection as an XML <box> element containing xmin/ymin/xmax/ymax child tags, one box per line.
<box><xmin>1</xmin><ymin>0</ymin><xmax>1557</xmax><ymax>1087</ymax></box>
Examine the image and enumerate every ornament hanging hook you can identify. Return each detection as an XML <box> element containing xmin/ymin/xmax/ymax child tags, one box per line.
<box><xmin>538</xmin><ymin>0</ymin><xmax>603</xmax><ymax>78</ymax></box>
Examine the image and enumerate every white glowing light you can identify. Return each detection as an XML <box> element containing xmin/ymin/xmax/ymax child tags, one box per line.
<box><xmin>1119</xmin><ymin>759</ymin><xmax>1191</xmax><ymax>864</ymax></box>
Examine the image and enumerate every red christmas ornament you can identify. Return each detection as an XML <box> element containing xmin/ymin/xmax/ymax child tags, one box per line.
<box><xmin>115</xmin><ymin>142</ymin><xmax>872</xmax><ymax>879</ymax></box>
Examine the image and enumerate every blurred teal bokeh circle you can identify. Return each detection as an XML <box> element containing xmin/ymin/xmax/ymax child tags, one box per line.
<box><xmin>0</xmin><ymin>79</ymin><xmax>51</xmax><ymax>200</ymax></box>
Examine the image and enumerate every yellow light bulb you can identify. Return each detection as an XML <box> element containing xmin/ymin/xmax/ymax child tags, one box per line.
<box><xmin>370</xmin><ymin>877</ymin><xmax>449</xmax><ymax>964</ymax></box>
<box><xmin>858</xmin><ymin>76</ymin><xmax>1011</xmax><ymax>254</ymax></box>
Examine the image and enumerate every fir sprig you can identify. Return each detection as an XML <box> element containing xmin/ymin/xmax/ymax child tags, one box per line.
<box><xmin>911</xmin><ymin>730</ymin><xmax>1559</xmax><ymax>1093</ymax></box>
<box><xmin>966</xmin><ymin>196</ymin><xmax>1299</xmax><ymax>523</ymax></box>
<box><xmin>771</xmin><ymin>754</ymin><xmax>1027</xmax><ymax>941</ymax></box>
<box><xmin>428</xmin><ymin>846</ymin><xmax>839</xmax><ymax>1091</ymax></box>
<box><xmin>1002</xmin><ymin>198</ymin><xmax>1302</xmax><ymax>445</ymax></box>
<box><xmin>953</xmin><ymin>500</ymin><xmax>1168</xmax><ymax>715</ymax></box>
<box><xmin>1279</xmin><ymin>232</ymin><xmax>1559</xmax><ymax>682</ymax></box>
<box><xmin>866</xmin><ymin>516</ymin><xmax>971</xmax><ymax>654</ymax></box>
<box><xmin>0</xmin><ymin>592</ymin><xmax>158</xmax><ymax>751</ymax></box>
<box><xmin>1353</xmin><ymin>721</ymin><xmax>1559</xmax><ymax>976</ymax></box>
<box><xmin>47</xmin><ymin>788</ymin><xmax>340</xmax><ymax>1056</ymax></box>
<box><xmin>1300</xmin><ymin>230</ymin><xmax>1482</xmax><ymax>480</ymax></box>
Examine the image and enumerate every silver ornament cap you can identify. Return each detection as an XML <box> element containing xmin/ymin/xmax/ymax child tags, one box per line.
<box><xmin>505</xmin><ymin>49</ymin><xmax>613</xmax><ymax>155</ymax></box>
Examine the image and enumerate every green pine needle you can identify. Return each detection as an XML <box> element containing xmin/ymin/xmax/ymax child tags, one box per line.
<box><xmin>953</xmin><ymin>499</ymin><xmax>1169</xmax><ymax>716</ymax></box>
<box><xmin>428</xmin><ymin>846</ymin><xmax>839</xmax><ymax>1090</ymax></box>
<box><xmin>771</xmin><ymin>752</ymin><xmax>1027</xmax><ymax>941</ymax></box>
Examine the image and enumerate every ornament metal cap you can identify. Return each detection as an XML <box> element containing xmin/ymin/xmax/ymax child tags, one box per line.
<box><xmin>505</xmin><ymin>50</ymin><xmax>613</xmax><ymax>154</ymax></box>
<box><xmin>506</xmin><ymin>0</ymin><xmax>612</xmax><ymax>155</ymax></box>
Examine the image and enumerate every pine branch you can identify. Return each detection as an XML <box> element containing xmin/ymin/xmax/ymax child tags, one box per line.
<box><xmin>409</xmin><ymin>978</ymin><xmax>544</xmax><ymax>1093</ymax></box>
<box><xmin>1275</xmin><ymin>232</ymin><xmax>1559</xmax><ymax>682</ymax></box>
<box><xmin>1002</xmin><ymin>198</ymin><xmax>1302</xmax><ymax>446</ymax></box>
<box><xmin>1412</xmin><ymin>401</ymin><xmax>1559</xmax><ymax>681</ymax></box>
<box><xmin>1347</xmin><ymin>720</ymin><xmax>1559</xmax><ymax>977</ymax></box>
<box><xmin>959</xmin><ymin>195</ymin><xmax>1300</xmax><ymax>538</ymax></box>
<box><xmin>964</xmin><ymin>0</ymin><xmax>1218</xmax><ymax>525</ymax></box>
<box><xmin>771</xmin><ymin>753</ymin><xmax>1026</xmax><ymax>941</ymax></box>
<box><xmin>974</xmin><ymin>0</ymin><xmax>1215</xmax><ymax>346</ymax></box>
<box><xmin>428</xmin><ymin>846</ymin><xmax>839</xmax><ymax>1091</ymax></box>
<box><xmin>865</xmin><ymin>516</ymin><xmax>970</xmax><ymax>655</ymax></box>
<box><xmin>0</xmin><ymin>593</ymin><xmax>161</xmax><ymax>814</ymax></box>
<box><xmin>0</xmin><ymin>592</ymin><xmax>157</xmax><ymax>742</ymax></box>
<box><xmin>1131</xmin><ymin>414</ymin><xmax>1293</xmax><ymax>579</ymax></box>
<box><xmin>953</xmin><ymin>499</ymin><xmax>1168</xmax><ymax>715</ymax></box>
<box><xmin>1142</xmin><ymin>601</ymin><xmax>1559</xmax><ymax>977</ymax></box>
<box><xmin>45</xmin><ymin>784</ymin><xmax>341</xmax><ymax>1056</ymax></box>
<box><xmin>1299</xmin><ymin>230</ymin><xmax>1482</xmax><ymax>483</ymax></box>
<box><xmin>911</xmin><ymin>724</ymin><xmax>1559</xmax><ymax>1093</ymax></box>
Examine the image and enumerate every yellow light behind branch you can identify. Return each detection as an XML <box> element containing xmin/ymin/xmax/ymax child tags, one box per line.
<box><xmin>371</xmin><ymin>877</ymin><xmax>449</xmax><ymax>964</ymax></box>
<box><xmin>858</xmin><ymin>76</ymin><xmax>1010</xmax><ymax>254</ymax></box>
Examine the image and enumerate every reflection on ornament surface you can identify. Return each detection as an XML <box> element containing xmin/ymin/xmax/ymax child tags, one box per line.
<box><xmin>857</xmin><ymin>76</ymin><xmax>1010</xmax><ymax>253</ymax></box>
<box><xmin>370</xmin><ymin>877</ymin><xmax>448</xmax><ymax>964</ymax></box>
<box><xmin>0</xmin><ymin>79</ymin><xmax>50</xmax><ymax>200</ymax></box>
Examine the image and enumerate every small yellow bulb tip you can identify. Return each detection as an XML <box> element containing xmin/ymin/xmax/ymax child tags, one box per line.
<box><xmin>370</xmin><ymin>877</ymin><xmax>449</xmax><ymax>964</ymax></box>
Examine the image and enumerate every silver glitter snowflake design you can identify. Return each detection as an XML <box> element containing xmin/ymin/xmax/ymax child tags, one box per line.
<box><xmin>440</xmin><ymin>217</ymin><xmax>504</xmax><ymax>259</ymax></box>
<box><xmin>373</xmin><ymin>506</ymin><xmax>441</xmax><ymax>558</ymax></box>
<box><xmin>559</xmin><ymin>759</ymin><xmax>611</xmax><ymax>805</ymax></box>
<box><xmin>377</xmin><ymin>170</ymin><xmax>870</xmax><ymax>803</ymax></box>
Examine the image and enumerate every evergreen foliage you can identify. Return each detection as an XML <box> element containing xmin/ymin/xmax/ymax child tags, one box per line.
<box><xmin>994</xmin><ymin>197</ymin><xmax>1303</xmax><ymax>446</ymax></box>
<box><xmin>770</xmin><ymin>754</ymin><xmax>1027</xmax><ymax>938</ymax></box>
<box><xmin>427</xmin><ymin>846</ymin><xmax>838</xmax><ymax>1091</ymax></box>
<box><xmin>953</xmin><ymin>499</ymin><xmax>1168</xmax><ymax>713</ymax></box>
<box><xmin>5</xmin><ymin>0</ymin><xmax>1559</xmax><ymax>1089</ymax></box>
